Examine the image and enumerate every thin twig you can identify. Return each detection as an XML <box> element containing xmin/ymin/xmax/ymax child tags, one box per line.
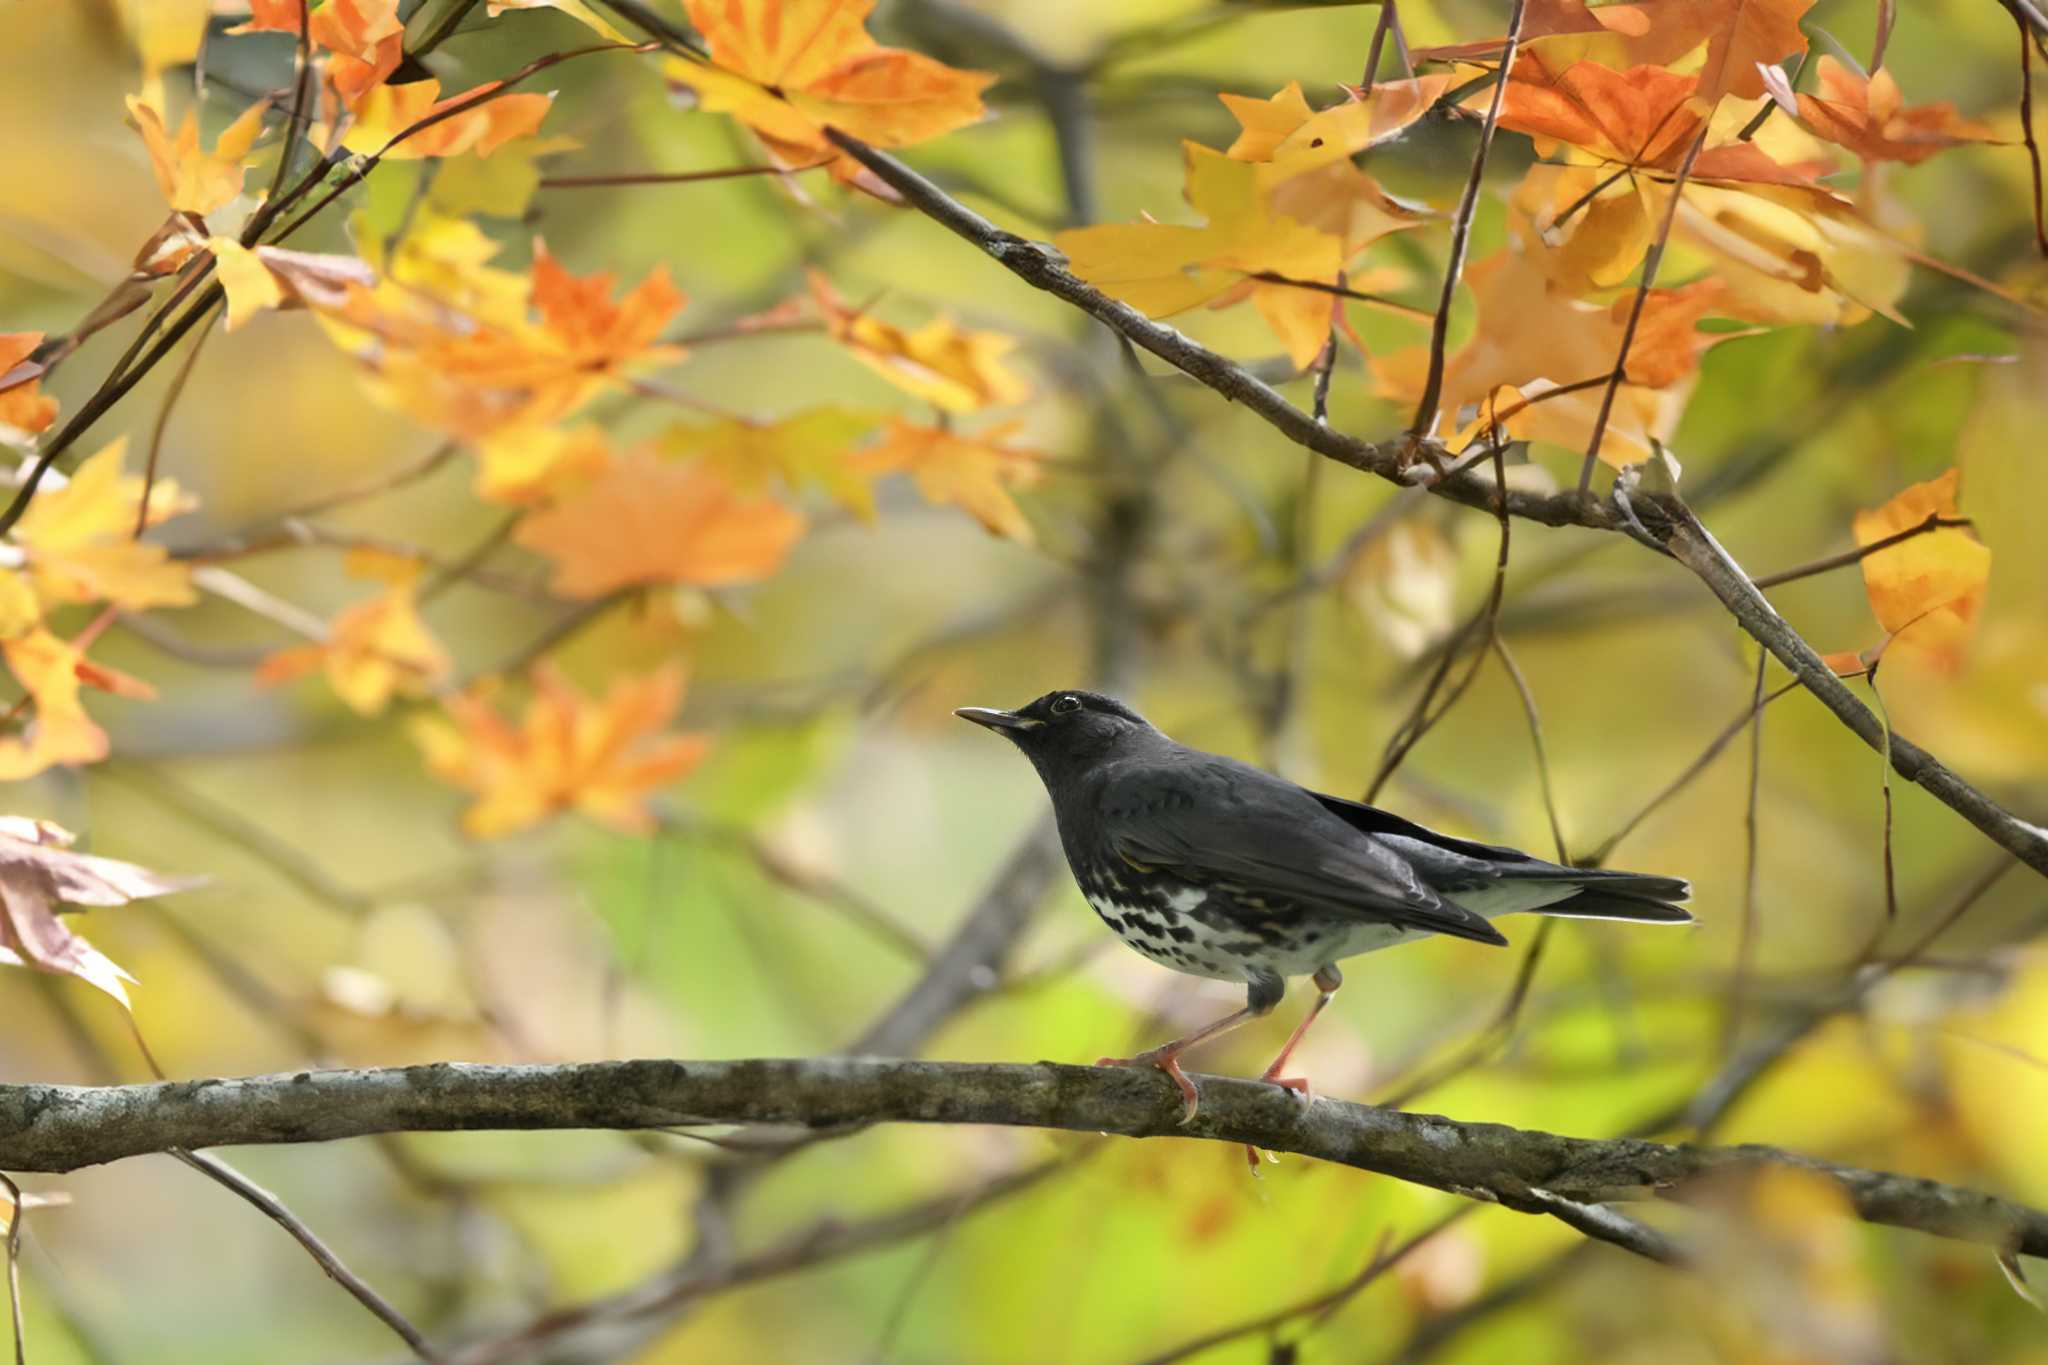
<box><xmin>134</xmin><ymin>304</ymin><xmax>216</xmax><ymax>538</ymax></box>
<box><xmin>1577</xmin><ymin>125</ymin><xmax>1708</xmax><ymax>493</ymax></box>
<box><xmin>1136</xmin><ymin>1207</ymin><xmax>1474</xmax><ymax>1365</ymax></box>
<box><xmin>1412</xmin><ymin>0</ymin><xmax>1526</xmax><ymax>438</ymax></box>
<box><xmin>261</xmin><ymin>0</ymin><xmax>314</xmax><ymax>208</ymax></box>
<box><xmin>2020</xmin><ymin>5</ymin><xmax>2048</xmax><ymax>258</ymax></box>
<box><xmin>539</xmin><ymin>161</ymin><xmax>832</xmax><ymax>189</ymax></box>
<box><xmin>1490</xmin><ymin>633</ymin><xmax>1568</xmax><ymax>861</ymax></box>
<box><xmin>173</xmin><ymin>1149</ymin><xmax>439</xmax><ymax>1361</ymax></box>
<box><xmin>1752</xmin><ymin>513</ymin><xmax>1974</xmax><ymax>588</ymax></box>
<box><xmin>1724</xmin><ymin>650</ymin><xmax>1769</xmax><ymax>1054</ymax></box>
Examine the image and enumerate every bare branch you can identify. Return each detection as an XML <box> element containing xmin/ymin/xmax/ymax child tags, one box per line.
<box><xmin>173</xmin><ymin>1149</ymin><xmax>438</xmax><ymax>1361</ymax></box>
<box><xmin>6</xmin><ymin>1060</ymin><xmax>2043</xmax><ymax>1261</ymax></box>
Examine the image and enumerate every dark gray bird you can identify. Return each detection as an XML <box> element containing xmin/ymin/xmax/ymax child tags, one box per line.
<box><xmin>957</xmin><ymin>689</ymin><xmax>1692</xmax><ymax>1132</ymax></box>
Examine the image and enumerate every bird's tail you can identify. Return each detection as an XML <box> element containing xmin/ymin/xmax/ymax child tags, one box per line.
<box><xmin>1537</xmin><ymin>872</ymin><xmax>1694</xmax><ymax>925</ymax></box>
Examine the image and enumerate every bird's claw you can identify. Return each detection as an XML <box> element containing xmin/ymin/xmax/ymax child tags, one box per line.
<box><xmin>1262</xmin><ymin>1073</ymin><xmax>1315</xmax><ymax>1106</ymax></box>
<box><xmin>1097</xmin><ymin>1050</ymin><xmax>1202</xmax><ymax>1125</ymax></box>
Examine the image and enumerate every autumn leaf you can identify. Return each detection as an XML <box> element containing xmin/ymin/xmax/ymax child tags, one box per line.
<box><xmin>1057</xmin><ymin>143</ymin><xmax>1345</xmax><ymax>368</ymax></box>
<box><xmin>210</xmin><ymin>239</ymin><xmax>377</xmax><ymax>330</ymax></box>
<box><xmin>6</xmin><ymin>438</ymin><xmax>197</xmax><ymax>618</ymax></box>
<box><xmin>343</xmin><ymin>78</ymin><xmax>556</xmax><ymax>160</ymax></box>
<box><xmin>0</xmin><ymin>630</ymin><xmax>153</xmax><ymax>781</ymax></box>
<box><xmin>413</xmin><ymin>664</ymin><xmax>709</xmax><ymax>836</ymax></box>
<box><xmin>666</xmin><ymin>0</ymin><xmax>993</xmax><ymax>185</ymax></box>
<box><xmin>1775</xmin><ymin>56</ymin><xmax>2002</xmax><ymax>166</ymax></box>
<box><xmin>808</xmin><ymin>272</ymin><xmax>1027</xmax><ymax>413</ymax></box>
<box><xmin>256</xmin><ymin>551</ymin><xmax>452</xmax><ymax>715</ymax></box>
<box><xmin>514</xmin><ymin>448</ymin><xmax>806</xmax><ymax>595</ymax></box>
<box><xmin>1373</xmin><ymin>246</ymin><xmax>1709</xmax><ymax>464</ymax></box>
<box><xmin>317</xmin><ymin>237</ymin><xmax>685</xmax><ymax>438</ymax></box>
<box><xmin>1218</xmin><ymin>83</ymin><xmax>1435</xmax><ymax>261</ymax></box>
<box><xmin>473</xmin><ymin>423</ymin><xmax>614</xmax><ymax>505</ymax></box>
<box><xmin>1419</xmin><ymin>0</ymin><xmax>1813</xmax><ymax>104</ymax></box>
<box><xmin>1849</xmin><ymin>469</ymin><xmax>1990</xmax><ymax>672</ymax></box>
<box><xmin>660</xmin><ymin>408</ymin><xmax>883</xmax><ymax>519</ymax></box>
<box><xmin>0</xmin><ymin>814</ymin><xmax>199</xmax><ymax>1009</ymax></box>
<box><xmin>851</xmin><ymin>418</ymin><xmax>1045</xmax><ymax>543</ymax></box>
<box><xmin>236</xmin><ymin>0</ymin><xmax>404</xmax><ymax>112</ymax></box>
<box><xmin>0</xmin><ymin>333</ymin><xmax>58</xmax><ymax>441</ymax></box>
<box><xmin>1495</xmin><ymin>61</ymin><xmax>1816</xmax><ymax>184</ymax></box>
<box><xmin>126</xmin><ymin>93</ymin><xmax>271</xmax><ymax>216</ymax></box>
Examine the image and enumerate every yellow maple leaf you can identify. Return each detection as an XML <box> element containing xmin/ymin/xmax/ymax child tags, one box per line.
<box><xmin>0</xmin><ymin>631</ymin><xmax>133</xmax><ymax>781</ymax></box>
<box><xmin>666</xmin><ymin>0</ymin><xmax>992</xmax><ymax>184</ymax></box>
<box><xmin>514</xmin><ymin>448</ymin><xmax>806</xmax><ymax>596</ymax></box>
<box><xmin>808</xmin><ymin>272</ymin><xmax>1027</xmax><ymax>413</ymax></box>
<box><xmin>256</xmin><ymin>554</ymin><xmax>451</xmax><ymax>714</ymax></box>
<box><xmin>10</xmin><ymin>439</ymin><xmax>197</xmax><ymax>616</ymax></box>
<box><xmin>1056</xmin><ymin>142</ymin><xmax>1345</xmax><ymax>368</ymax></box>
<box><xmin>413</xmin><ymin>664</ymin><xmax>709</xmax><ymax>836</ymax></box>
<box><xmin>1850</xmin><ymin>469</ymin><xmax>1991</xmax><ymax>672</ymax></box>
<box><xmin>851</xmin><ymin>418</ymin><xmax>1044</xmax><ymax>543</ymax></box>
<box><xmin>343</xmin><ymin>78</ymin><xmax>555</xmax><ymax>160</ymax></box>
<box><xmin>209</xmin><ymin>239</ymin><xmax>377</xmax><ymax>330</ymax></box>
<box><xmin>126</xmin><ymin>93</ymin><xmax>271</xmax><ymax>216</ymax></box>
<box><xmin>473</xmin><ymin>424</ymin><xmax>613</xmax><ymax>505</ymax></box>
<box><xmin>660</xmin><ymin>409</ymin><xmax>883</xmax><ymax>519</ymax></box>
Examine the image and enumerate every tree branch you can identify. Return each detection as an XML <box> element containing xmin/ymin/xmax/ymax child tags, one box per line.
<box><xmin>4</xmin><ymin>1059</ymin><xmax>2042</xmax><ymax>1260</ymax></box>
<box><xmin>817</xmin><ymin>130</ymin><xmax>2048</xmax><ymax>882</ymax></box>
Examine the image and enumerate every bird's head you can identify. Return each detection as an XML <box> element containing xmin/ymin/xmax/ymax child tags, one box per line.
<box><xmin>955</xmin><ymin>690</ymin><xmax>1159</xmax><ymax>780</ymax></box>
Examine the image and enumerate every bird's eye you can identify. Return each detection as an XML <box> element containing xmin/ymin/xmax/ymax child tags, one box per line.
<box><xmin>1050</xmin><ymin>695</ymin><xmax>1081</xmax><ymax>716</ymax></box>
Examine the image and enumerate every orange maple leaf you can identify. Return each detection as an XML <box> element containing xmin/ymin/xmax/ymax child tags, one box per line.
<box><xmin>1420</xmin><ymin>0</ymin><xmax>1812</xmax><ymax>104</ymax></box>
<box><xmin>667</xmin><ymin>0</ymin><xmax>994</xmax><ymax>185</ymax></box>
<box><xmin>1495</xmin><ymin>61</ymin><xmax>1815</xmax><ymax>184</ymax></box>
<box><xmin>412</xmin><ymin>664</ymin><xmax>709</xmax><ymax>837</ymax></box>
<box><xmin>1780</xmin><ymin>56</ymin><xmax>2002</xmax><ymax>166</ymax></box>
<box><xmin>317</xmin><ymin>238</ymin><xmax>685</xmax><ymax>438</ymax></box>
<box><xmin>1849</xmin><ymin>469</ymin><xmax>1990</xmax><ymax>672</ymax></box>
<box><xmin>256</xmin><ymin>552</ymin><xmax>452</xmax><ymax>715</ymax></box>
<box><xmin>1373</xmin><ymin>247</ymin><xmax>1712</xmax><ymax>464</ymax></box>
<box><xmin>237</xmin><ymin>0</ymin><xmax>404</xmax><ymax>112</ymax></box>
<box><xmin>807</xmin><ymin>272</ymin><xmax>1028</xmax><ymax>412</ymax></box>
<box><xmin>513</xmin><ymin>449</ymin><xmax>806</xmax><ymax>596</ymax></box>
<box><xmin>851</xmin><ymin>417</ymin><xmax>1045</xmax><ymax>543</ymax></box>
<box><xmin>0</xmin><ymin>334</ymin><xmax>57</xmax><ymax>441</ymax></box>
<box><xmin>0</xmin><ymin>814</ymin><xmax>198</xmax><ymax>1009</ymax></box>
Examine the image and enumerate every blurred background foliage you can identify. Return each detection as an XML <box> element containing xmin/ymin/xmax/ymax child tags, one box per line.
<box><xmin>1</xmin><ymin>0</ymin><xmax>2046</xmax><ymax>1362</ymax></box>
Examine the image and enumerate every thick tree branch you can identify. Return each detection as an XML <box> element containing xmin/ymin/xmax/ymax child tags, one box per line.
<box><xmin>4</xmin><ymin>1060</ymin><xmax>2042</xmax><ymax>1260</ymax></box>
<box><xmin>819</xmin><ymin>131</ymin><xmax>2048</xmax><ymax>882</ymax></box>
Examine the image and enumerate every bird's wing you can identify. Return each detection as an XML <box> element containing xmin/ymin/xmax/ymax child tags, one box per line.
<box><xmin>1099</xmin><ymin>758</ymin><xmax>1508</xmax><ymax>947</ymax></box>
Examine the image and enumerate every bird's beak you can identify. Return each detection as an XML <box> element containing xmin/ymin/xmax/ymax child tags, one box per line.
<box><xmin>954</xmin><ymin>706</ymin><xmax>1040</xmax><ymax>732</ymax></box>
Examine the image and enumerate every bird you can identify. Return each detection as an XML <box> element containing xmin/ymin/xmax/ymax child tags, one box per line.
<box><xmin>956</xmin><ymin>689</ymin><xmax>1693</xmax><ymax>1145</ymax></box>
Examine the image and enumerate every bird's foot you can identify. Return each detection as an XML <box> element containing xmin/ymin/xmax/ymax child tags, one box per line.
<box><xmin>1242</xmin><ymin>1143</ymin><xmax>1279</xmax><ymax>1174</ymax></box>
<box><xmin>1260</xmin><ymin>1070</ymin><xmax>1315</xmax><ymax>1107</ymax></box>
<box><xmin>1096</xmin><ymin>1049</ymin><xmax>1202</xmax><ymax>1125</ymax></box>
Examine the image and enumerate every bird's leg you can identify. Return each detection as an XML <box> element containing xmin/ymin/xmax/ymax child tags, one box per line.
<box><xmin>1257</xmin><ymin>964</ymin><xmax>1344</xmax><ymax>1102</ymax></box>
<box><xmin>1097</xmin><ymin>1005</ymin><xmax>1262</xmax><ymax>1127</ymax></box>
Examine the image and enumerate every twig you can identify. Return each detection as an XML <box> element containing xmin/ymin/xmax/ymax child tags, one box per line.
<box><xmin>134</xmin><ymin>304</ymin><xmax>215</xmax><ymax>538</ymax></box>
<box><xmin>1412</xmin><ymin>0</ymin><xmax>1526</xmax><ymax>439</ymax></box>
<box><xmin>1752</xmin><ymin>513</ymin><xmax>1974</xmax><ymax>588</ymax></box>
<box><xmin>2019</xmin><ymin>5</ymin><xmax>2048</xmax><ymax>258</ymax></box>
<box><xmin>539</xmin><ymin>161</ymin><xmax>831</xmax><ymax>189</ymax></box>
<box><xmin>1724</xmin><ymin>650</ymin><xmax>1769</xmax><ymax>1053</ymax></box>
<box><xmin>1577</xmin><ymin>125</ymin><xmax>1708</xmax><ymax>493</ymax></box>
<box><xmin>172</xmin><ymin>1149</ymin><xmax>439</xmax><ymax>1361</ymax></box>
<box><xmin>1580</xmin><ymin>677</ymin><xmax>1800</xmax><ymax>867</ymax></box>
<box><xmin>1490</xmin><ymin>633</ymin><xmax>1568</xmax><ymax>861</ymax></box>
<box><xmin>261</xmin><ymin>0</ymin><xmax>314</xmax><ymax>208</ymax></box>
<box><xmin>1136</xmin><ymin>1207</ymin><xmax>1473</xmax><ymax>1365</ymax></box>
